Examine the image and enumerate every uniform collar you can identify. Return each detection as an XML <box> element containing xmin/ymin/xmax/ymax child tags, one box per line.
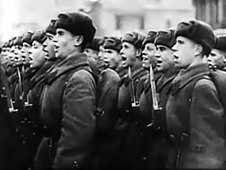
<box><xmin>171</xmin><ymin>63</ymin><xmax>210</xmax><ymax>95</ymax></box>
<box><xmin>45</xmin><ymin>53</ymin><xmax>90</xmax><ymax>85</ymax></box>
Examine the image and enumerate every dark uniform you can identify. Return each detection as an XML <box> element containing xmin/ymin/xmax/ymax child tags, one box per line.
<box><xmin>117</xmin><ymin>32</ymin><xmax>149</xmax><ymax>170</ymax></box>
<box><xmin>0</xmin><ymin>65</ymin><xmax>17</xmax><ymax>170</ymax></box>
<box><xmin>34</xmin><ymin>12</ymin><xmax>97</xmax><ymax>170</ymax></box>
<box><xmin>166</xmin><ymin>20</ymin><xmax>226</xmax><ymax>168</ymax></box>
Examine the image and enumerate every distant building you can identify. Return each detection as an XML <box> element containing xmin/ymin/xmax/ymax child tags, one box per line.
<box><xmin>0</xmin><ymin>0</ymin><xmax>195</xmax><ymax>41</ymax></box>
<box><xmin>193</xmin><ymin>0</ymin><xmax>226</xmax><ymax>29</ymax></box>
<box><xmin>93</xmin><ymin>0</ymin><xmax>195</xmax><ymax>36</ymax></box>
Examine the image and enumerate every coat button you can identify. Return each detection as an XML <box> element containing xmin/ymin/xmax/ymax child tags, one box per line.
<box><xmin>73</xmin><ymin>160</ymin><xmax>78</xmax><ymax>167</ymax></box>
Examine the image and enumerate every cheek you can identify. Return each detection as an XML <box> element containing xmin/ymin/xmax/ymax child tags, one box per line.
<box><xmin>32</xmin><ymin>51</ymin><xmax>39</xmax><ymax>60</ymax></box>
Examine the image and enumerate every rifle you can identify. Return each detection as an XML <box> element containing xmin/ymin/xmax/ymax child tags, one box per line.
<box><xmin>147</xmin><ymin>64</ymin><xmax>162</xmax><ymax>129</ymax></box>
<box><xmin>14</xmin><ymin>64</ymin><xmax>25</xmax><ymax>111</ymax></box>
<box><xmin>128</xmin><ymin>66</ymin><xmax>139</xmax><ymax>108</ymax></box>
<box><xmin>22</xmin><ymin>64</ymin><xmax>32</xmax><ymax>111</ymax></box>
<box><xmin>0</xmin><ymin>67</ymin><xmax>18</xmax><ymax>114</ymax></box>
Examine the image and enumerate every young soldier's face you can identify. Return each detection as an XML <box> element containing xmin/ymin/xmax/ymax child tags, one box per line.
<box><xmin>208</xmin><ymin>49</ymin><xmax>226</xmax><ymax>69</ymax></box>
<box><xmin>104</xmin><ymin>48</ymin><xmax>121</xmax><ymax>70</ymax></box>
<box><xmin>21</xmin><ymin>42</ymin><xmax>32</xmax><ymax>63</ymax></box>
<box><xmin>84</xmin><ymin>48</ymin><xmax>99</xmax><ymax>61</ymax></box>
<box><xmin>43</xmin><ymin>33</ymin><xmax>56</xmax><ymax>60</ymax></box>
<box><xmin>53</xmin><ymin>28</ymin><xmax>76</xmax><ymax>59</ymax></box>
<box><xmin>155</xmin><ymin>45</ymin><xmax>174</xmax><ymax>72</ymax></box>
<box><xmin>29</xmin><ymin>40</ymin><xmax>45</xmax><ymax>68</ymax></box>
<box><xmin>13</xmin><ymin>45</ymin><xmax>22</xmax><ymax>63</ymax></box>
<box><xmin>120</xmin><ymin>42</ymin><xmax>137</xmax><ymax>68</ymax></box>
<box><xmin>172</xmin><ymin>36</ymin><xmax>196</xmax><ymax>69</ymax></box>
<box><xmin>142</xmin><ymin>43</ymin><xmax>156</xmax><ymax>69</ymax></box>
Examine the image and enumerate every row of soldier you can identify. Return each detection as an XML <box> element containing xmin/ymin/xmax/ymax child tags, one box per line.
<box><xmin>0</xmin><ymin>11</ymin><xmax>226</xmax><ymax>170</ymax></box>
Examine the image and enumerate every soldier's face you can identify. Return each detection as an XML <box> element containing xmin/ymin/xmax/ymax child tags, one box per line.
<box><xmin>21</xmin><ymin>42</ymin><xmax>32</xmax><ymax>63</ymax></box>
<box><xmin>98</xmin><ymin>46</ymin><xmax>105</xmax><ymax>60</ymax></box>
<box><xmin>14</xmin><ymin>45</ymin><xmax>22</xmax><ymax>63</ymax></box>
<box><xmin>172</xmin><ymin>36</ymin><xmax>196</xmax><ymax>69</ymax></box>
<box><xmin>155</xmin><ymin>45</ymin><xmax>174</xmax><ymax>72</ymax></box>
<box><xmin>84</xmin><ymin>48</ymin><xmax>99</xmax><ymax>61</ymax></box>
<box><xmin>29</xmin><ymin>40</ymin><xmax>45</xmax><ymax>68</ymax></box>
<box><xmin>208</xmin><ymin>49</ymin><xmax>226</xmax><ymax>70</ymax></box>
<box><xmin>120</xmin><ymin>42</ymin><xmax>137</xmax><ymax>68</ymax></box>
<box><xmin>53</xmin><ymin>28</ymin><xmax>77</xmax><ymax>59</ymax></box>
<box><xmin>142</xmin><ymin>43</ymin><xmax>156</xmax><ymax>69</ymax></box>
<box><xmin>104</xmin><ymin>48</ymin><xmax>121</xmax><ymax>70</ymax></box>
<box><xmin>43</xmin><ymin>33</ymin><xmax>56</xmax><ymax>60</ymax></box>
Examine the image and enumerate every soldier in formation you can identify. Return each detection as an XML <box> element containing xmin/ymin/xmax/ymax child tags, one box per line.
<box><xmin>1</xmin><ymin>10</ymin><xmax>226</xmax><ymax>170</ymax></box>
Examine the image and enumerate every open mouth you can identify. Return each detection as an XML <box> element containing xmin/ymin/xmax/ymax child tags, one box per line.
<box><xmin>156</xmin><ymin>59</ymin><xmax>162</xmax><ymax>67</ymax></box>
<box><xmin>121</xmin><ymin>55</ymin><xmax>127</xmax><ymax>61</ymax></box>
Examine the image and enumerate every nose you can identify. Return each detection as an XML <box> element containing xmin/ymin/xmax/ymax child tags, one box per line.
<box><xmin>155</xmin><ymin>50</ymin><xmax>160</xmax><ymax>58</ymax></box>
<box><xmin>119</xmin><ymin>47</ymin><xmax>124</xmax><ymax>56</ymax></box>
<box><xmin>142</xmin><ymin>48</ymin><xmax>146</xmax><ymax>55</ymax></box>
<box><xmin>43</xmin><ymin>40</ymin><xmax>47</xmax><ymax>49</ymax></box>
<box><xmin>172</xmin><ymin>43</ymin><xmax>178</xmax><ymax>53</ymax></box>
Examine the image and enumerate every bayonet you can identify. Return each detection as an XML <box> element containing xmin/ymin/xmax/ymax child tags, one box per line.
<box><xmin>128</xmin><ymin>66</ymin><xmax>139</xmax><ymax>108</ymax></box>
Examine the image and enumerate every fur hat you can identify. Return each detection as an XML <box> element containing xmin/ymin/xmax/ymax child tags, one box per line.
<box><xmin>46</xmin><ymin>19</ymin><xmax>57</xmax><ymax>35</ymax></box>
<box><xmin>14</xmin><ymin>36</ymin><xmax>23</xmax><ymax>46</ymax></box>
<box><xmin>85</xmin><ymin>37</ymin><xmax>101</xmax><ymax>51</ymax></box>
<box><xmin>122</xmin><ymin>32</ymin><xmax>145</xmax><ymax>49</ymax></box>
<box><xmin>103</xmin><ymin>36</ymin><xmax>122</xmax><ymax>52</ymax></box>
<box><xmin>213</xmin><ymin>36</ymin><xmax>226</xmax><ymax>52</ymax></box>
<box><xmin>22</xmin><ymin>31</ymin><xmax>34</xmax><ymax>46</ymax></box>
<box><xmin>31</xmin><ymin>30</ymin><xmax>47</xmax><ymax>44</ymax></box>
<box><xmin>154</xmin><ymin>29</ymin><xmax>176</xmax><ymax>49</ymax></box>
<box><xmin>175</xmin><ymin>20</ymin><xmax>215</xmax><ymax>56</ymax></box>
<box><xmin>55</xmin><ymin>11</ymin><xmax>96</xmax><ymax>45</ymax></box>
<box><xmin>143</xmin><ymin>31</ymin><xmax>157</xmax><ymax>47</ymax></box>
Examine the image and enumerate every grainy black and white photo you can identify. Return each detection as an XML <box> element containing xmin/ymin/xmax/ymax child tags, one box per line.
<box><xmin>0</xmin><ymin>0</ymin><xmax>226</xmax><ymax>169</ymax></box>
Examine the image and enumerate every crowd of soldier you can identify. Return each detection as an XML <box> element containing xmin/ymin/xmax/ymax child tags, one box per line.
<box><xmin>0</xmin><ymin>11</ymin><xmax>226</xmax><ymax>170</ymax></box>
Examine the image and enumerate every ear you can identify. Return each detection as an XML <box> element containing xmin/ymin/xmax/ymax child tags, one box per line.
<box><xmin>74</xmin><ymin>35</ymin><xmax>84</xmax><ymax>47</ymax></box>
<box><xmin>194</xmin><ymin>44</ymin><xmax>203</xmax><ymax>56</ymax></box>
<box><xmin>136</xmin><ymin>48</ymin><xmax>142</xmax><ymax>57</ymax></box>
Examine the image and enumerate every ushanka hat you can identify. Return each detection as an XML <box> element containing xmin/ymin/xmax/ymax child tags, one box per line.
<box><xmin>55</xmin><ymin>11</ymin><xmax>96</xmax><ymax>45</ymax></box>
<box><xmin>175</xmin><ymin>20</ymin><xmax>215</xmax><ymax>56</ymax></box>
<box><xmin>122</xmin><ymin>32</ymin><xmax>145</xmax><ymax>49</ymax></box>
<box><xmin>103</xmin><ymin>36</ymin><xmax>122</xmax><ymax>52</ymax></box>
<box><xmin>154</xmin><ymin>29</ymin><xmax>176</xmax><ymax>49</ymax></box>
<box><xmin>143</xmin><ymin>31</ymin><xmax>157</xmax><ymax>47</ymax></box>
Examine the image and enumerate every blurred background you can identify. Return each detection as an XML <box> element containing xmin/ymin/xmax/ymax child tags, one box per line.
<box><xmin>0</xmin><ymin>0</ymin><xmax>226</xmax><ymax>43</ymax></box>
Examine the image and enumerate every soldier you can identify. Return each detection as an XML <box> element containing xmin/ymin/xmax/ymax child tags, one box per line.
<box><xmin>166</xmin><ymin>20</ymin><xmax>226</xmax><ymax>168</ymax></box>
<box><xmin>142</xmin><ymin>31</ymin><xmax>157</xmax><ymax>71</ymax></box>
<box><xmin>84</xmin><ymin>37</ymin><xmax>101</xmax><ymax>61</ymax></box>
<box><xmin>0</xmin><ymin>52</ymin><xmax>15</xmax><ymax>170</ymax></box>
<box><xmin>7</xmin><ymin>30</ymin><xmax>47</xmax><ymax>170</ymax></box>
<box><xmin>117</xmin><ymin>31</ymin><xmax>148</xmax><ymax>170</ymax></box>
<box><xmin>32</xmin><ymin>19</ymin><xmax>63</xmax><ymax>170</ymax></box>
<box><xmin>102</xmin><ymin>36</ymin><xmax>122</xmax><ymax>72</ymax></box>
<box><xmin>33</xmin><ymin>11</ymin><xmax>97</xmax><ymax>170</ymax></box>
<box><xmin>155</xmin><ymin>30</ymin><xmax>179</xmax><ymax>106</ymax></box>
<box><xmin>138</xmin><ymin>30</ymin><xmax>160</xmax><ymax>169</ymax></box>
<box><xmin>97</xmin><ymin>36</ymin><xmax>108</xmax><ymax>71</ymax></box>
<box><xmin>208</xmin><ymin>36</ymin><xmax>226</xmax><ymax>71</ymax></box>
